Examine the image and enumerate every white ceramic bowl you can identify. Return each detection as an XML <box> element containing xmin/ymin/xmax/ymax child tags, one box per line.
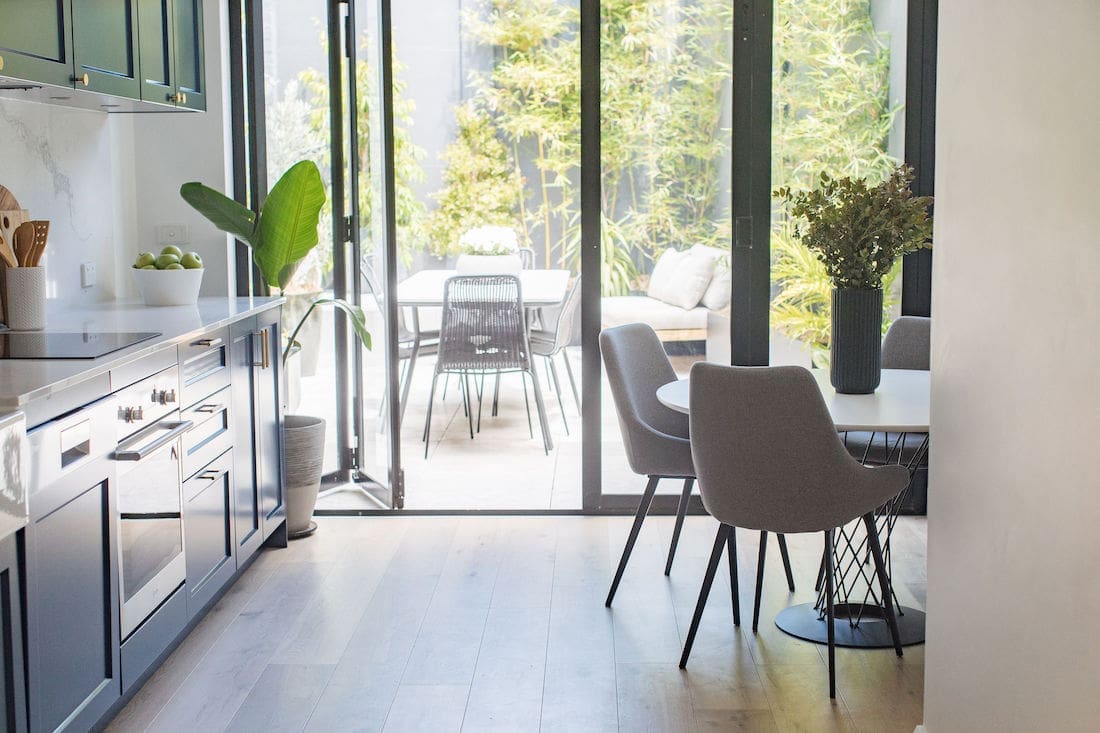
<box><xmin>132</xmin><ymin>267</ymin><xmax>204</xmax><ymax>306</ymax></box>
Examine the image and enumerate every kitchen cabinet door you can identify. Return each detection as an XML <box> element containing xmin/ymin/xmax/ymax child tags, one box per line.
<box><xmin>136</xmin><ymin>0</ymin><xmax>175</xmax><ymax>104</ymax></box>
<box><xmin>24</xmin><ymin>457</ymin><xmax>120</xmax><ymax>733</ymax></box>
<box><xmin>230</xmin><ymin>326</ymin><xmax>263</xmax><ymax>563</ymax></box>
<box><xmin>0</xmin><ymin>533</ymin><xmax>27</xmax><ymax>733</ymax></box>
<box><xmin>171</xmin><ymin>0</ymin><xmax>205</xmax><ymax>110</ymax></box>
<box><xmin>0</xmin><ymin>0</ymin><xmax>74</xmax><ymax>88</ymax></box>
<box><xmin>254</xmin><ymin>310</ymin><xmax>285</xmax><ymax>540</ymax></box>
<box><xmin>71</xmin><ymin>0</ymin><xmax>140</xmax><ymax>98</ymax></box>
<box><xmin>183</xmin><ymin>449</ymin><xmax>235</xmax><ymax>617</ymax></box>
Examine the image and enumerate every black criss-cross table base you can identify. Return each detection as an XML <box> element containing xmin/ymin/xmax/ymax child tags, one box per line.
<box><xmin>775</xmin><ymin>432</ymin><xmax>930</xmax><ymax>649</ymax></box>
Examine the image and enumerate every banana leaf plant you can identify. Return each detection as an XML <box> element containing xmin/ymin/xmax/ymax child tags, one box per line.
<box><xmin>181</xmin><ymin>160</ymin><xmax>371</xmax><ymax>364</ymax></box>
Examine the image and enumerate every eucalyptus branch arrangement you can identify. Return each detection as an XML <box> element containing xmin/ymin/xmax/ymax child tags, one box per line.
<box><xmin>181</xmin><ymin>160</ymin><xmax>371</xmax><ymax>365</ymax></box>
<box><xmin>774</xmin><ymin>165</ymin><xmax>933</xmax><ymax>290</ymax></box>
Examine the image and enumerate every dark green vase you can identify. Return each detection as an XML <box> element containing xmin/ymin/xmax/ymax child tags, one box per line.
<box><xmin>830</xmin><ymin>288</ymin><xmax>883</xmax><ymax>394</ymax></box>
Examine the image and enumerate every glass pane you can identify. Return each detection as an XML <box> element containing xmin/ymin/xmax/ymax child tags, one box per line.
<box><xmin>384</xmin><ymin>0</ymin><xmax>582</xmax><ymax>510</ymax></box>
<box><xmin>262</xmin><ymin>2</ymin><xmax>341</xmax><ymax>475</ymax></box>
<box><xmin>769</xmin><ymin>0</ymin><xmax>907</xmax><ymax>368</ymax></box>
<box><xmin>599</xmin><ymin>0</ymin><xmax>733</xmax><ymax>497</ymax></box>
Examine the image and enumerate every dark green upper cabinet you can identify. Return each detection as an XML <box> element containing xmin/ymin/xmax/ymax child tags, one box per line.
<box><xmin>172</xmin><ymin>0</ymin><xmax>204</xmax><ymax>110</ymax></box>
<box><xmin>0</xmin><ymin>0</ymin><xmax>75</xmax><ymax>88</ymax></box>
<box><xmin>137</xmin><ymin>0</ymin><xmax>205</xmax><ymax>110</ymax></box>
<box><xmin>72</xmin><ymin>0</ymin><xmax>141</xmax><ymax>98</ymax></box>
<box><xmin>137</xmin><ymin>0</ymin><xmax>175</xmax><ymax>103</ymax></box>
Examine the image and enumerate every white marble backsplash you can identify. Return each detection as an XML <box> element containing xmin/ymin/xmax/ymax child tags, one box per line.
<box><xmin>0</xmin><ymin>98</ymin><xmax>135</xmax><ymax>308</ymax></box>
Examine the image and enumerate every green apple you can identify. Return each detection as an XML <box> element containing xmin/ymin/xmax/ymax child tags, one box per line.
<box><xmin>154</xmin><ymin>253</ymin><xmax>180</xmax><ymax>269</ymax></box>
<box><xmin>140</xmin><ymin>265</ymin><xmax>156</xmax><ymax>270</ymax></box>
<box><xmin>164</xmin><ymin>263</ymin><xmax>185</xmax><ymax>270</ymax></box>
<box><xmin>180</xmin><ymin>252</ymin><xmax>204</xmax><ymax>269</ymax></box>
<box><xmin>160</xmin><ymin>245</ymin><xmax>183</xmax><ymax>258</ymax></box>
<box><xmin>134</xmin><ymin>252</ymin><xmax>156</xmax><ymax>268</ymax></box>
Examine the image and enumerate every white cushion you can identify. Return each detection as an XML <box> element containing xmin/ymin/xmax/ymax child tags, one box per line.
<box><xmin>601</xmin><ymin>296</ymin><xmax>709</xmax><ymax>332</ymax></box>
<box><xmin>701</xmin><ymin>258</ymin><xmax>731</xmax><ymax>311</ymax></box>
<box><xmin>646</xmin><ymin>248</ymin><xmax>715</xmax><ymax>310</ymax></box>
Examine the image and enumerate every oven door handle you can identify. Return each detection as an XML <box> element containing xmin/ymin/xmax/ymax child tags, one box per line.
<box><xmin>115</xmin><ymin>420</ymin><xmax>194</xmax><ymax>461</ymax></box>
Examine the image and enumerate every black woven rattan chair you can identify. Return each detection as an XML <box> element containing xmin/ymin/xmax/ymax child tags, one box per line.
<box><xmin>423</xmin><ymin>275</ymin><xmax>552</xmax><ymax>457</ymax></box>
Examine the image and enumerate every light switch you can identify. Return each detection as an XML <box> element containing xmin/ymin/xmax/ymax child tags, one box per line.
<box><xmin>80</xmin><ymin>261</ymin><xmax>96</xmax><ymax>288</ymax></box>
<box><xmin>156</xmin><ymin>224</ymin><xmax>191</xmax><ymax>246</ymax></box>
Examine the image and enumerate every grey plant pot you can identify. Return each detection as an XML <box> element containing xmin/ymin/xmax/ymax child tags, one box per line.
<box><xmin>283</xmin><ymin>414</ymin><xmax>326</xmax><ymax>537</ymax></box>
<box><xmin>830</xmin><ymin>288</ymin><xmax>883</xmax><ymax>394</ymax></box>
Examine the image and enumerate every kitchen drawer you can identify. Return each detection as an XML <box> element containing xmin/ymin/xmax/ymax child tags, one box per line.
<box><xmin>179</xmin><ymin>328</ymin><xmax>231</xmax><ymax>408</ymax></box>
<box><xmin>180</xmin><ymin>387</ymin><xmax>232</xmax><ymax>480</ymax></box>
<box><xmin>183</xmin><ymin>449</ymin><xmax>235</xmax><ymax>616</ymax></box>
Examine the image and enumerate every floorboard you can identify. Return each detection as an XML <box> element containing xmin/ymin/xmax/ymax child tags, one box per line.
<box><xmin>108</xmin><ymin>515</ymin><xmax>926</xmax><ymax>732</ymax></box>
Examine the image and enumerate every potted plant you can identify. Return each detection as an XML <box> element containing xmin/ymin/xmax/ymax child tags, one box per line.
<box><xmin>775</xmin><ymin>165</ymin><xmax>932</xmax><ymax>393</ymax></box>
<box><xmin>181</xmin><ymin>160</ymin><xmax>371</xmax><ymax>538</ymax></box>
<box><xmin>454</xmin><ymin>225</ymin><xmax>522</xmax><ymax>275</ymax></box>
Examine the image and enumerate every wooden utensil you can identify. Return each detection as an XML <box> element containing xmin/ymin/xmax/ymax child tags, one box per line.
<box><xmin>0</xmin><ymin>185</ymin><xmax>20</xmax><ymax>211</ymax></box>
<box><xmin>0</xmin><ymin>209</ymin><xmax>29</xmax><ymax>252</ymax></box>
<box><xmin>28</xmin><ymin>220</ymin><xmax>49</xmax><ymax>266</ymax></box>
<box><xmin>0</xmin><ymin>232</ymin><xmax>15</xmax><ymax>268</ymax></box>
<box><xmin>13</xmin><ymin>221</ymin><xmax>35</xmax><ymax>266</ymax></box>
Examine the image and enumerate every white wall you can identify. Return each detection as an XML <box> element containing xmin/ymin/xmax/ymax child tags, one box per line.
<box><xmin>923</xmin><ymin>2</ymin><xmax>1100</xmax><ymax>731</ymax></box>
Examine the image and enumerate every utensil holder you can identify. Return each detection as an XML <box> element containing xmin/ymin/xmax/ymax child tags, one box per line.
<box><xmin>5</xmin><ymin>267</ymin><xmax>46</xmax><ymax>330</ymax></box>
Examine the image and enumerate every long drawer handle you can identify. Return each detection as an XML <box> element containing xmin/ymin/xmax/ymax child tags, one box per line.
<box><xmin>195</xmin><ymin>402</ymin><xmax>226</xmax><ymax>414</ymax></box>
<box><xmin>115</xmin><ymin>420</ymin><xmax>194</xmax><ymax>461</ymax></box>
<box><xmin>198</xmin><ymin>469</ymin><xmax>222</xmax><ymax>481</ymax></box>
<box><xmin>194</xmin><ymin>337</ymin><xmax>223</xmax><ymax>348</ymax></box>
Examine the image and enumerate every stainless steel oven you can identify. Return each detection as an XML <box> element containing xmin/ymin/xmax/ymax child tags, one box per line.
<box><xmin>112</xmin><ymin>366</ymin><xmax>192</xmax><ymax>639</ymax></box>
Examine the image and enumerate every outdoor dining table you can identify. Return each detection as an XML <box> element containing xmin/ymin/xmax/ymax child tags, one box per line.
<box><xmin>396</xmin><ymin>268</ymin><xmax>572</xmax><ymax>308</ymax></box>
<box><xmin>656</xmin><ymin>367</ymin><xmax>930</xmax><ymax>648</ymax></box>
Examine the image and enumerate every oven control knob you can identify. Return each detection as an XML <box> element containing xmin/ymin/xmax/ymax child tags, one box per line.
<box><xmin>132</xmin><ymin>406</ymin><xmax>143</xmax><ymax>422</ymax></box>
<box><xmin>164</xmin><ymin>388</ymin><xmax>177</xmax><ymax>404</ymax></box>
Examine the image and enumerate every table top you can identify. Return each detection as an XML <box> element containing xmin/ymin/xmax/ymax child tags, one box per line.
<box><xmin>397</xmin><ymin>269</ymin><xmax>572</xmax><ymax>307</ymax></box>
<box><xmin>656</xmin><ymin>367</ymin><xmax>930</xmax><ymax>432</ymax></box>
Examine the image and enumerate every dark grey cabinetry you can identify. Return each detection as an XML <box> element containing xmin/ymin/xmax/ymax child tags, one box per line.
<box><xmin>24</xmin><ymin>399</ymin><xmax>120</xmax><ymax>733</ymax></box>
<box><xmin>136</xmin><ymin>0</ymin><xmax>205</xmax><ymax>109</ymax></box>
<box><xmin>0</xmin><ymin>1</ymin><xmax>74</xmax><ymax>88</ymax></box>
<box><xmin>72</xmin><ymin>0</ymin><xmax>141</xmax><ymax>98</ymax></box>
<box><xmin>231</xmin><ymin>311</ymin><xmax>286</xmax><ymax>556</ymax></box>
<box><xmin>182</xmin><ymin>449</ymin><xmax>235</xmax><ymax>615</ymax></box>
<box><xmin>0</xmin><ymin>532</ymin><xmax>27</xmax><ymax>733</ymax></box>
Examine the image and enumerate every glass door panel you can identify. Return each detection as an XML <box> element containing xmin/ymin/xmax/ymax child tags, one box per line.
<box><xmin>597</xmin><ymin>0</ymin><xmax>734</xmax><ymax>506</ymax></box>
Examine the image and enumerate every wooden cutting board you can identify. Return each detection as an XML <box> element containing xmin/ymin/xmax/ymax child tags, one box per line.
<box><xmin>0</xmin><ymin>185</ymin><xmax>20</xmax><ymax>211</ymax></box>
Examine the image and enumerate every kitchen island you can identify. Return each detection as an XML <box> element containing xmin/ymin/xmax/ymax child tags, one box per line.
<box><xmin>0</xmin><ymin>296</ymin><xmax>287</xmax><ymax>733</ymax></box>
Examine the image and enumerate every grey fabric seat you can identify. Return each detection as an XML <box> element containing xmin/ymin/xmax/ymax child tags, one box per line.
<box><xmin>680</xmin><ymin>362</ymin><xmax>910</xmax><ymax>698</ymax></box>
<box><xmin>599</xmin><ymin>324</ymin><xmax>794</xmax><ymax>607</ymax></box>
<box><xmin>844</xmin><ymin>316</ymin><xmax>931</xmax><ymax>467</ymax></box>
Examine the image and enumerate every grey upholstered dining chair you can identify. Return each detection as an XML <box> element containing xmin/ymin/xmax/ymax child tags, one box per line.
<box><xmin>599</xmin><ymin>323</ymin><xmax>795</xmax><ymax>607</ymax></box>
<box><xmin>423</xmin><ymin>275</ymin><xmax>552</xmax><ymax>457</ymax></box>
<box><xmin>530</xmin><ymin>277</ymin><xmax>581</xmax><ymax>433</ymax></box>
<box><xmin>680</xmin><ymin>362</ymin><xmax>909</xmax><ymax>698</ymax></box>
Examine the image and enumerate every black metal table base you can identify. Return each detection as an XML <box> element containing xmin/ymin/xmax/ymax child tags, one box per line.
<box><xmin>775</xmin><ymin>603</ymin><xmax>926</xmax><ymax>648</ymax></box>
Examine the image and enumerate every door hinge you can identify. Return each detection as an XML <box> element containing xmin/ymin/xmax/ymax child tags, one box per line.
<box><xmin>345</xmin><ymin>445</ymin><xmax>359</xmax><ymax>469</ymax></box>
<box><xmin>342</xmin><ymin>215</ymin><xmax>354</xmax><ymax>243</ymax></box>
<box><xmin>394</xmin><ymin>469</ymin><xmax>406</xmax><ymax>508</ymax></box>
<box><xmin>344</xmin><ymin>9</ymin><xmax>354</xmax><ymax>59</ymax></box>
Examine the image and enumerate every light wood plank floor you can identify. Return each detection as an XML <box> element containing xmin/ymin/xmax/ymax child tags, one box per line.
<box><xmin>107</xmin><ymin>515</ymin><xmax>926</xmax><ymax>732</ymax></box>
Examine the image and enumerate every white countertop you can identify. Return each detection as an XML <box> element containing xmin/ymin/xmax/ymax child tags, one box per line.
<box><xmin>0</xmin><ymin>297</ymin><xmax>283</xmax><ymax>411</ymax></box>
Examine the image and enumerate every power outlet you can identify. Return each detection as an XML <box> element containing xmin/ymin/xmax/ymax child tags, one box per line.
<box><xmin>155</xmin><ymin>224</ymin><xmax>191</xmax><ymax>247</ymax></box>
<box><xmin>80</xmin><ymin>261</ymin><xmax>96</xmax><ymax>289</ymax></box>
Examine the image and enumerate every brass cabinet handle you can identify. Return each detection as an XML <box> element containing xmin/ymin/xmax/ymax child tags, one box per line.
<box><xmin>0</xmin><ymin>54</ymin><xmax>5</xmax><ymax>72</ymax></box>
<box><xmin>72</xmin><ymin>73</ymin><xmax>89</xmax><ymax>86</ymax></box>
<box><xmin>261</xmin><ymin>330</ymin><xmax>270</xmax><ymax>370</ymax></box>
<box><xmin>195</xmin><ymin>337</ymin><xmax>223</xmax><ymax>348</ymax></box>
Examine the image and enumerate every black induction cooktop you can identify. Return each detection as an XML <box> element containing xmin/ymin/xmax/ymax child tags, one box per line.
<box><xmin>0</xmin><ymin>331</ymin><xmax>161</xmax><ymax>359</ymax></box>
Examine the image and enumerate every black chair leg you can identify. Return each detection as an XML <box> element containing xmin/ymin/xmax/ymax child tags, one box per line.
<box><xmin>562</xmin><ymin>349</ymin><xmax>581</xmax><ymax>413</ymax></box>
<box><xmin>825</xmin><ymin>529</ymin><xmax>836</xmax><ymax>699</ymax></box>
<box><xmin>527</xmin><ymin>363</ymin><xmax>554</xmax><ymax>454</ymax></box>
<box><xmin>492</xmin><ymin>371</ymin><xmax>501</xmax><ymax>417</ymax></box>
<box><xmin>814</xmin><ymin>546</ymin><xmax>827</xmax><ymax>593</ymax></box>
<box><xmin>606</xmin><ymin>476</ymin><xmax>660</xmax><ymax>607</ymax></box>
<box><xmin>423</xmin><ymin>372</ymin><xmax>439</xmax><ymax>459</ymax></box>
<box><xmin>520</xmin><ymin>372</ymin><xmax>534</xmax><ymax>438</ymax></box>
<box><xmin>864</xmin><ymin>512</ymin><xmax>903</xmax><ymax>657</ymax></box>
<box><xmin>753</xmin><ymin>530</ymin><xmax>768</xmax><ymax>632</ymax></box>
<box><xmin>664</xmin><ymin>478</ymin><xmax>694</xmax><ymax>576</ymax></box>
<box><xmin>547</xmin><ymin>356</ymin><xmax>570</xmax><ymax>435</ymax></box>
<box><xmin>777</xmin><ymin>534</ymin><xmax>796</xmax><ymax>592</ymax></box>
<box><xmin>726</xmin><ymin>526</ymin><xmax>740</xmax><ymax>626</ymax></box>
<box><xmin>462</xmin><ymin>373</ymin><xmax>475</xmax><ymax>439</ymax></box>
<box><xmin>680</xmin><ymin>523</ymin><xmax>731</xmax><ymax>669</ymax></box>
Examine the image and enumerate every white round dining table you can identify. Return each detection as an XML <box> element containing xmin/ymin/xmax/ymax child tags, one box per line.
<box><xmin>656</xmin><ymin>367</ymin><xmax>929</xmax><ymax>433</ymax></box>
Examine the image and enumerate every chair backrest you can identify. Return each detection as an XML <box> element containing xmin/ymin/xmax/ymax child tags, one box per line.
<box><xmin>518</xmin><ymin>247</ymin><xmax>536</xmax><ymax>269</ymax></box>
<box><xmin>882</xmin><ymin>316</ymin><xmax>930</xmax><ymax>370</ymax></box>
<box><xmin>600</xmin><ymin>324</ymin><xmax>689</xmax><ymax>466</ymax></box>
<box><xmin>546</xmin><ymin>276</ymin><xmax>582</xmax><ymax>352</ymax></box>
<box><xmin>689</xmin><ymin>362</ymin><xmax>908</xmax><ymax>533</ymax></box>
<box><xmin>437</xmin><ymin>275</ymin><xmax>529</xmax><ymax>372</ymax></box>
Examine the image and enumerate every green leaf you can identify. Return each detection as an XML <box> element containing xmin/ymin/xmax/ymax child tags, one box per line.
<box><xmin>254</xmin><ymin>160</ymin><xmax>327</xmax><ymax>290</ymax></box>
<box><xmin>180</xmin><ymin>182</ymin><xmax>256</xmax><ymax>245</ymax></box>
<box><xmin>282</xmin><ymin>297</ymin><xmax>371</xmax><ymax>366</ymax></box>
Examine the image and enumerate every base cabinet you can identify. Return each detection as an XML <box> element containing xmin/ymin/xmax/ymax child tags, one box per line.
<box><xmin>0</xmin><ymin>533</ymin><xmax>26</xmax><ymax>733</ymax></box>
<box><xmin>24</xmin><ymin>457</ymin><xmax>120</xmax><ymax>733</ymax></box>
<box><xmin>183</xmin><ymin>450</ymin><xmax>236</xmax><ymax>616</ymax></box>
